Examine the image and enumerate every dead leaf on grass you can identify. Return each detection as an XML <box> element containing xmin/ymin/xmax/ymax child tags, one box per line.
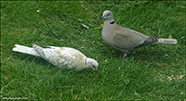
<box><xmin>99</xmin><ymin>22</ymin><xmax>103</xmax><ymax>27</ymax></box>
<box><xmin>74</xmin><ymin>95</ymin><xmax>78</xmax><ymax>99</ymax></box>
<box><xmin>4</xmin><ymin>76</ymin><xmax>10</xmax><ymax>80</ymax></box>
<box><xmin>42</xmin><ymin>70</ymin><xmax>45</xmax><ymax>73</ymax></box>
<box><xmin>34</xmin><ymin>94</ymin><xmax>37</xmax><ymax>98</ymax></box>
<box><xmin>168</xmin><ymin>35</ymin><xmax>173</xmax><ymax>39</ymax></box>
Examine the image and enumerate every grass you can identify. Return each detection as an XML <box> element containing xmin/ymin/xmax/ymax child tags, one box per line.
<box><xmin>1</xmin><ymin>1</ymin><xmax>185</xmax><ymax>100</ymax></box>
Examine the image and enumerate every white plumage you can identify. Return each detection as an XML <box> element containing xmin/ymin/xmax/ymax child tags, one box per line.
<box><xmin>12</xmin><ymin>44</ymin><xmax>98</xmax><ymax>72</ymax></box>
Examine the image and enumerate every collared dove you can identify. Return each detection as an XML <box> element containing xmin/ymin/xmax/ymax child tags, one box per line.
<box><xmin>100</xmin><ymin>10</ymin><xmax>177</xmax><ymax>58</ymax></box>
<box><xmin>12</xmin><ymin>44</ymin><xmax>98</xmax><ymax>73</ymax></box>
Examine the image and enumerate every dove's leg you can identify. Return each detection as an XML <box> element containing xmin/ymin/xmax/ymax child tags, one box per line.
<box><xmin>122</xmin><ymin>53</ymin><xmax>127</xmax><ymax>59</ymax></box>
<box><xmin>123</xmin><ymin>53</ymin><xmax>127</xmax><ymax>59</ymax></box>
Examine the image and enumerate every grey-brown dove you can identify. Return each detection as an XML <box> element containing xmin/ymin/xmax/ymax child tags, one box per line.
<box><xmin>12</xmin><ymin>44</ymin><xmax>98</xmax><ymax>72</ymax></box>
<box><xmin>100</xmin><ymin>10</ymin><xmax>177</xmax><ymax>58</ymax></box>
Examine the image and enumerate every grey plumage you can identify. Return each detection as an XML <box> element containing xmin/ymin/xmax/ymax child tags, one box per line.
<box><xmin>100</xmin><ymin>10</ymin><xmax>177</xmax><ymax>57</ymax></box>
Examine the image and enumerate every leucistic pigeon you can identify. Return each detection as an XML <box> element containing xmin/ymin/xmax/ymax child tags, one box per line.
<box><xmin>100</xmin><ymin>10</ymin><xmax>177</xmax><ymax>58</ymax></box>
<box><xmin>12</xmin><ymin>44</ymin><xmax>98</xmax><ymax>72</ymax></box>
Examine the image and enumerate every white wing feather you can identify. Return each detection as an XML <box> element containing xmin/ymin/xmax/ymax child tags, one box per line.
<box><xmin>33</xmin><ymin>44</ymin><xmax>85</xmax><ymax>69</ymax></box>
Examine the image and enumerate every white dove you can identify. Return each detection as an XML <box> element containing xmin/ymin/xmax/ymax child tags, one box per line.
<box><xmin>12</xmin><ymin>44</ymin><xmax>98</xmax><ymax>72</ymax></box>
<box><xmin>100</xmin><ymin>10</ymin><xmax>177</xmax><ymax>58</ymax></box>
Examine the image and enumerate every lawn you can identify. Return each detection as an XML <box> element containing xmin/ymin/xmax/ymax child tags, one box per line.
<box><xmin>1</xmin><ymin>1</ymin><xmax>185</xmax><ymax>100</ymax></box>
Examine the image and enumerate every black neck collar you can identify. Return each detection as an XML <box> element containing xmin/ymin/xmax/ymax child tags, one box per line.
<box><xmin>110</xmin><ymin>20</ymin><xmax>115</xmax><ymax>24</ymax></box>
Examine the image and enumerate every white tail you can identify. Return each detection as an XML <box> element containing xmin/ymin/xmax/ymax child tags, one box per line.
<box><xmin>12</xmin><ymin>44</ymin><xmax>40</xmax><ymax>57</ymax></box>
<box><xmin>157</xmin><ymin>38</ymin><xmax>177</xmax><ymax>44</ymax></box>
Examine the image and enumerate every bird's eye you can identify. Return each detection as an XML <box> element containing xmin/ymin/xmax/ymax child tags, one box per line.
<box><xmin>93</xmin><ymin>65</ymin><xmax>95</xmax><ymax>68</ymax></box>
<box><xmin>107</xmin><ymin>14</ymin><xmax>110</xmax><ymax>16</ymax></box>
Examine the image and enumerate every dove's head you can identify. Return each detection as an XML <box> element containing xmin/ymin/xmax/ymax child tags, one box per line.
<box><xmin>100</xmin><ymin>10</ymin><xmax>114</xmax><ymax>20</ymax></box>
<box><xmin>86</xmin><ymin>58</ymin><xmax>99</xmax><ymax>73</ymax></box>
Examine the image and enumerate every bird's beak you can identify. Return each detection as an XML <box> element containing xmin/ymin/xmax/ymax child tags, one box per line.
<box><xmin>100</xmin><ymin>16</ymin><xmax>104</xmax><ymax>20</ymax></box>
<box><xmin>95</xmin><ymin>70</ymin><xmax>97</xmax><ymax>74</ymax></box>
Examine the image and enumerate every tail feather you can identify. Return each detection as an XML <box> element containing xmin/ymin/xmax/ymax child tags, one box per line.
<box><xmin>12</xmin><ymin>44</ymin><xmax>40</xmax><ymax>57</ymax></box>
<box><xmin>157</xmin><ymin>38</ymin><xmax>177</xmax><ymax>44</ymax></box>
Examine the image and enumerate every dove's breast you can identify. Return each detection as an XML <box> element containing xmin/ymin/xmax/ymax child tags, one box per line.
<box><xmin>102</xmin><ymin>22</ymin><xmax>115</xmax><ymax>47</ymax></box>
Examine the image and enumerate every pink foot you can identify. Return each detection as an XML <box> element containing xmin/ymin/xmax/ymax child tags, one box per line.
<box><xmin>122</xmin><ymin>53</ymin><xmax>127</xmax><ymax>59</ymax></box>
